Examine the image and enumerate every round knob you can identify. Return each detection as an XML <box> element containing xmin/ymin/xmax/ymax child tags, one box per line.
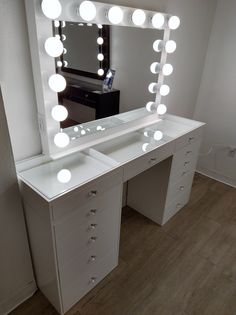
<box><xmin>89</xmin><ymin>190</ymin><xmax>98</xmax><ymax>197</ymax></box>
<box><xmin>188</xmin><ymin>137</ymin><xmax>194</xmax><ymax>142</ymax></box>
<box><xmin>90</xmin><ymin>255</ymin><xmax>97</xmax><ymax>262</ymax></box>
<box><xmin>186</xmin><ymin>150</ymin><xmax>192</xmax><ymax>156</ymax></box>
<box><xmin>179</xmin><ymin>186</ymin><xmax>184</xmax><ymax>191</ymax></box>
<box><xmin>176</xmin><ymin>203</ymin><xmax>181</xmax><ymax>209</ymax></box>
<box><xmin>89</xmin><ymin>209</ymin><xmax>97</xmax><ymax>216</ymax></box>
<box><xmin>184</xmin><ymin>161</ymin><xmax>190</xmax><ymax>166</ymax></box>
<box><xmin>89</xmin><ymin>224</ymin><xmax>97</xmax><ymax>231</ymax></box>
<box><xmin>182</xmin><ymin>171</ymin><xmax>187</xmax><ymax>177</ymax></box>
<box><xmin>90</xmin><ymin>277</ymin><xmax>96</xmax><ymax>284</ymax></box>
<box><xmin>149</xmin><ymin>157</ymin><xmax>157</xmax><ymax>163</ymax></box>
<box><xmin>90</xmin><ymin>236</ymin><xmax>98</xmax><ymax>243</ymax></box>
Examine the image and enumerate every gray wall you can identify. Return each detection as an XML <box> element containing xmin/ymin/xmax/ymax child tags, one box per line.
<box><xmin>0</xmin><ymin>87</ymin><xmax>36</xmax><ymax>314</ymax></box>
<box><xmin>1</xmin><ymin>0</ymin><xmax>216</xmax><ymax>161</ymax></box>
<box><xmin>194</xmin><ymin>0</ymin><xmax>236</xmax><ymax>186</ymax></box>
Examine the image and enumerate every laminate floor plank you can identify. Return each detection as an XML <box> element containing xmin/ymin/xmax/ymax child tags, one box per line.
<box><xmin>10</xmin><ymin>174</ymin><xmax>236</xmax><ymax>315</ymax></box>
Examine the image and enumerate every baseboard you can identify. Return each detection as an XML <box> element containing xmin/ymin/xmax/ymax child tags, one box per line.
<box><xmin>196</xmin><ymin>168</ymin><xmax>236</xmax><ymax>188</ymax></box>
<box><xmin>0</xmin><ymin>281</ymin><xmax>37</xmax><ymax>315</ymax></box>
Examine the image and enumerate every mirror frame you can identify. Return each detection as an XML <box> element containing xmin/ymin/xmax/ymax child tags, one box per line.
<box><xmin>58</xmin><ymin>23</ymin><xmax>110</xmax><ymax>80</ymax></box>
<box><xmin>25</xmin><ymin>0</ymin><xmax>178</xmax><ymax>159</ymax></box>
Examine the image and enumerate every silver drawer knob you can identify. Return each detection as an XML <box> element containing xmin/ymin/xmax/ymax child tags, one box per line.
<box><xmin>89</xmin><ymin>190</ymin><xmax>98</xmax><ymax>197</ymax></box>
<box><xmin>90</xmin><ymin>277</ymin><xmax>96</xmax><ymax>284</ymax></box>
<box><xmin>179</xmin><ymin>186</ymin><xmax>185</xmax><ymax>191</ymax></box>
<box><xmin>182</xmin><ymin>171</ymin><xmax>187</xmax><ymax>177</ymax></box>
<box><xmin>176</xmin><ymin>203</ymin><xmax>181</xmax><ymax>209</ymax></box>
<box><xmin>89</xmin><ymin>223</ymin><xmax>97</xmax><ymax>230</ymax></box>
<box><xmin>90</xmin><ymin>255</ymin><xmax>97</xmax><ymax>262</ymax></box>
<box><xmin>149</xmin><ymin>157</ymin><xmax>157</xmax><ymax>163</ymax></box>
<box><xmin>90</xmin><ymin>236</ymin><xmax>98</xmax><ymax>243</ymax></box>
<box><xmin>184</xmin><ymin>161</ymin><xmax>190</xmax><ymax>166</ymax></box>
<box><xmin>89</xmin><ymin>209</ymin><xmax>97</xmax><ymax>216</ymax></box>
<box><xmin>185</xmin><ymin>150</ymin><xmax>192</xmax><ymax>156</ymax></box>
<box><xmin>188</xmin><ymin>137</ymin><xmax>194</xmax><ymax>142</ymax></box>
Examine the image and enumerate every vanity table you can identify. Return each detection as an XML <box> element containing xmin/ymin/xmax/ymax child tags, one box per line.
<box><xmin>60</xmin><ymin>82</ymin><xmax>120</xmax><ymax>128</ymax></box>
<box><xmin>18</xmin><ymin>114</ymin><xmax>204</xmax><ymax>314</ymax></box>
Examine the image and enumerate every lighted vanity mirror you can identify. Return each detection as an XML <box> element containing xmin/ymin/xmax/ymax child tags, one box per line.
<box><xmin>57</xmin><ymin>24</ymin><xmax>164</xmax><ymax>134</ymax></box>
<box><xmin>25</xmin><ymin>0</ymin><xmax>180</xmax><ymax>158</ymax></box>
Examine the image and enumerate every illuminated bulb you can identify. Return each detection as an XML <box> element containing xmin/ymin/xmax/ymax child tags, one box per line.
<box><xmin>165</xmin><ymin>40</ymin><xmax>177</xmax><ymax>53</ymax></box>
<box><xmin>61</xmin><ymin>21</ymin><xmax>66</xmax><ymax>28</ymax></box>
<box><xmin>61</xmin><ymin>34</ymin><xmax>66</xmax><ymax>41</ymax></box>
<box><xmin>49</xmin><ymin>74</ymin><xmax>66</xmax><ymax>92</ymax></box>
<box><xmin>97</xmin><ymin>37</ymin><xmax>104</xmax><ymax>45</ymax></box>
<box><xmin>160</xmin><ymin>84</ymin><xmax>170</xmax><ymax>96</ymax></box>
<box><xmin>148</xmin><ymin>83</ymin><xmax>158</xmax><ymax>94</ymax></box>
<box><xmin>157</xmin><ymin>104</ymin><xmax>167</xmax><ymax>115</ymax></box>
<box><xmin>97</xmin><ymin>53</ymin><xmax>104</xmax><ymax>61</ymax></box>
<box><xmin>55</xmin><ymin>35</ymin><xmax>60</xmax><ymax>40</ymax></box>
<box><xmin>79</xmin><ymin>1</ymin><xmax>97</xmax><ymax>22</ymax></box>
<box><xmin>54</xmin><ymin>132</ymin><xmax>70</xmax><ymax>148</ymax></box>
<box><xmin>142</xmin><ymin>143</ymin><xmax>150</xmax><ymax>152</ymax></box>
<box><xmin>54</xmin><ymin>20</ymin><xmax>60</xmax><ymax>28</ymax></box>
<box><xmin>97</xmin><ymin>24</ymin><xmax>103</xmax><ymax>29</ymax></box>
<box><xmin>168</xmin><ymin>16</ymin><xmax>180</xmax><ymax>30</ymax></box>
<box><xmin>57</xmin><ymin>169</ymin><xmax>71</xmax><ymax>184</ymax></box>
<box><xmin>146</xmin><ymin>101</ymin><xmax>156</xmax><ymax>112</ymax></box>
<box><xmin>154</xmin><ymin>130</ymin><xmax>163</xmax><ymax>141</ymax></box>
<box><xmin>57</xmin><ymin>61</ymin><xmax>63</xmax><ymax>67</ymax></box>
<box><xmin>152</xmin><ymin>13</ymin><xmax>165</xmax><ymax>29</ymax></box>
<box><xmin>41</xmin><ymin>0</ymin><xmax>62</xmax><ymax>20</ymax></box>
<box><xmin>132</xmin><ymin>9</ymin><xmax>146</xmax><ymax>26</ymax></box>
<box><xmin>78</xmin><ymin>23</ymin><xmax>84</xmax><ymax>26</ymax></box>
<box><xmin>144</xmin><ymin>130</ymin><xmax>152</xmax><ymax>137</ymax></box>
<box><xmin>81</xmin><ymin>130</ymin><xmax>86</xmax><ymax>135</ymax></box>
<box><xmin>153</xmin><ymin>40</ymin><xmax>164</xmax><ymax>52</ymax></box>
<box><xmin>87</xmin><ymin>23</ymin><xmax>92</xmax><ymax>26</ymax></box>
<box><xmin>51</xmin><ymin>105</ymin><xmax>68</xmax><ymax>122</ymax></box>
<box><xmin>108</xmin><ymin>6</ymin><xmax>124</xmax><ymax>24</ymax></box>
<box><xmin>150</xmin><ymin>62</ymin><xmax>161</xmax><ymax>74</ymax></box>
<box><xmin>63</xmin><ymin>61</ymin><xmax>68</xmax><ymax>67</ymax></box>
<box><xmin>98</xmin><ymin>69</ymin><xmax>104</xmax><ymax>76</ymax></box>
<box><xmin>162</xmin><ymin>64</ymin><xmax>173</xmax><ymax>76</ymax></box>
<box><xmin>74</xmin><ymin>126</ymin><xmax>79</xmax><ymax>132</ymax></box>
<box><xmin>44</xmin><ymin>37</ymin><xmax>64</xmax><ymax>57</ymax></box>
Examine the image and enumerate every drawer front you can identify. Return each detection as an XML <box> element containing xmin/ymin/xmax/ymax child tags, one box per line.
<box><xmin>123</xmin><ymin>141</ymin><xmax>174</xmax><ymax>182</ymax></box>
<box><xmin>61</xmin><ymin>250</ymin><xmax>118</xmax><ymax>313</ymax></box>
<box><xmin>163</xmin><ymin>188</ymin><xmax>191</xmax><ymax>224</ymax></box>
<box><xmin>55</xmin><ymin>185</ymin><xmax>122</xmax><ymax>266</ymax></box>
<box><xmin>52</xmin><ymin>168</ymin><xmax>123</xmax><ymax>221</ymax></box>
<box><xmin>166</xmin><ymin>172</ymin><xmax>194</xmax><ymax>205</ymax></box>
<box><xmin>172</xmin><ymin>139</ymin><xmax>201</xmax><ymax>168</ymax></box>
<box><xmin>175</xmin><ymin>127</ymin><xmax>203</xmax><ymax>151</ymax></box>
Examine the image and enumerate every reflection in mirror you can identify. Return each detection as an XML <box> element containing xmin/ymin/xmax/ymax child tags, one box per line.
<box><xmin>56</xmin><ymin>23</ymin><xmax>163</xmax><ymax>140</ymax></box>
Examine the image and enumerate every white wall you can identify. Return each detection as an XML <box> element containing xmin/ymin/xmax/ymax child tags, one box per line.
<box><xmin>194</xmin><ymin>0</ymin><xmax>236</xmax><ymax>187</ymax></box>
<box><xmin>0</xmin><ymin>0</ymin><xmax>42</xmax><ymax>162</ymax></box>
<box><xmin>0</xmin><ymin>87</ymin><xmax>36</xmax><ymax>314</ymax></box>
<box><xmin>0</xmin><ymin>0</ymin><xmax>216</xmax><ymax>161</ymax></box>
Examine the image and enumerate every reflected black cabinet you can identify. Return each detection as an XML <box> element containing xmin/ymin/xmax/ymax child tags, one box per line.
<box><xmin>60</xmin><ymin>83</ymin><xmax>120</xmax><ymax>128</ymax></box>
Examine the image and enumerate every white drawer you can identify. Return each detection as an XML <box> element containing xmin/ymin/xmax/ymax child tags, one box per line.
<box><xmin>175</xmin><ymin>127</ymin><xmax>203</xmax><ymax>151</ymax></box>
<box><xmin>166</xmin><ymin>172</ymin><xmax>194</xmax><ymax>205</ymax></box>
<box><xmin>61</xmin><ymin>250</ymin><xmax>118</xmax><ymax>313</ymax></box>
<box><xmin>162</xmin><ymin>188</ymin><xmax>191</xmax><ymax>224</ymax></box>
<box><xmin>52</xmin><ymin>168</ymin><xmax>123</xmax><ymax>221</ymax></box>
<box><xmin>55</xmin><ymin>186</ymin><xmax>121</xmax><ymax>265</ymax></box>
<box><xmin>123</xmin><ymin>141</ymin><xmax>174</xmax><ymax>182</ymax></box>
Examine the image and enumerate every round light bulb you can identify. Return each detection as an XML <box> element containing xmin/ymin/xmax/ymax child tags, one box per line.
<box><xmin>63</xmin><ymin>61</ymin><xmax>68</xmax><ymax>67</ymax></box>
<box><xmin>97</xmin><ymin>53</ymin><xmax>104</xmax><ymax>61</ymax></box>
<box><xmin>44</xmin><ymin>37</ymin><xmax>64</xmax><ymax>57</ymax></box>
<box><xmin>97</xmin><ymin>125</ymin><xmax>103</xmax><ymax>131</ymax></box>
<box><xmin>153</xmin><ymin>40</ymin><xmax>164</xmax><ymax>52</ymax></box>
<box><xmin>154</xmin><ymin>130</ymin><xmax>163</xmax><ymax>141</ymax></box>
<box><xmin>51</xmin><ymin>105</ymin><xmax>68</xmax><ymax>122</ymax></box>
<box><xmin>146</xmin><ymin>101</ymin><xmax>156</xmax><ymax>112</ymax></box>
<box><xmin>168</xmin><ymin>16</ymin><xmax>180</xmax><ymax>30</ymax></box>
<box><xmin>132</xmin><ymin>9</ymin><xmax>146</xmax><ymax>26</ymax></box>
<box><xmin>150</xmin><ymin>62</ymin><xmax>161</xmax><ymax>74</ymax></box>
<box><xmin>81</xmin><ymin>130</ymin><xmax>86</xmax><ymax>135</ymax></box>
<box><xmin>165</xmin><ymin>40</ymin><xmax>177</xmax><ymax>53</ymax></box>
<box><xmin>162</xmin><ymin>64</ymin><xmax>173</xmax><ymax>76</ymax></box>
<box><xmin>61</xmin><ymin>21</ymin><xmax>66</xmax><ymax>28</ymax></box>
<box><xmin>54</xmin><ymin>20</ymin><xmax>60</xmax><ymax>28</ymax></box>
<box><xmin>41</xmin><ymin>0</ymin><xmax>62</xmax><ymax>20</ymax></box>
<box><xmin>108</xmin><ymin>6</ymin><xmax>124</xmax><ymax>24</ymax></box>
<box><xmin>49</xmin><ymin>74</ymin><xmax>66</xmax><ymax>92</ymax></box>
<box><xmin>142</xmin><ymin>143</ymin><xmax>150</xmax><ymax>152</ymax></box>
<box><xmin>97</xmin><ymin>24</ymin><xmax>103</xmax><ymax>29</ymax></box>
<box><xmin>57</xmin><ymin>61</ymin><xmax>63</xmax><ymax>67</ymax></box>
<box><xmin>61</xmin><ymin>34</ymin><xmax>66</xmax><ymax>41</ymax></box>
<box><xmin>57</xmin><ymin>169</ymin><xmax>71</xmax><ymax>184</ymax></box>
<box><xmin>54</xmin><ymin>132</ymin><xmax>70</xmax><ymax>148</ymax></box>
<box><xmin>74</xmin><ymin>126</ymin><xmax>79</xmax><ymax>132</ymax></box>
<box><xmin>148</xmin><ymin>83</ymin><xmax>158</xmax><ymax>94</ymax></box>
<box><xmin>97</xmin><ymin>37</ymin><xmax>104</xmax><ymax>45</ymax></box>
<box><xmin>160</xmin><ymin>84</ymin><xmax>170</xmax><ymax>96</ymax></box>
<box><xmin>157</xmin><ymin>104</ymin><xmax>167</xmax><ymax>115</ymax></box>
<box><xmin>79</xmin><ymin>1</ymin><xmax>97</xmax><ymax>22</ymax></box>
<box><xmin>152</xmin><ymin>13</ymin><xmax>165</xmax><ymax>29</ymax></box>
<box><xmin>98</xmin><ymin>69</ymin><xmax>104</xmax><ymax>76</ymax></box>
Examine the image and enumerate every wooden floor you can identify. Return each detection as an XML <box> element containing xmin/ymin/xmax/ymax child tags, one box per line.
<box><xmin>11</xmin><ymin>174</ymin><xmax>236</xmax><ymax>315</ymax></box>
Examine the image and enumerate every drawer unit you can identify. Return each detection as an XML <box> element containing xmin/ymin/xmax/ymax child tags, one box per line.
<box><xmin>52</xmin><ymin>168</ymin><xmax>123</xmax><ymax>222</ymax></box>
<box><xmin>123</xmin><ymin>141</ymin><xmax>174</xmax><ymax>182</ymax></box>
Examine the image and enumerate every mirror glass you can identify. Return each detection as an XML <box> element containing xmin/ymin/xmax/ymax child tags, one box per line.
<box><xmin>56</xmin><ymin>22</ymin><xmax>164</xmax><ymax>138</ymax></box>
